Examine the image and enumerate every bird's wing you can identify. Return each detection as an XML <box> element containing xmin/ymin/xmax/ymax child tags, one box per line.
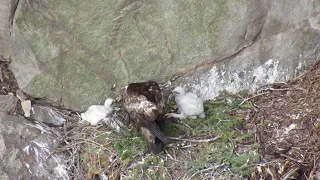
<box><xmin>124</xmin><ymin>94</ymin><xmax>160</xmax><ymax>121</ymax></box>
<box><xmin>124</xmin><ymin>94</ymin><xmax>166</xmax><ymax>143</ymax></box>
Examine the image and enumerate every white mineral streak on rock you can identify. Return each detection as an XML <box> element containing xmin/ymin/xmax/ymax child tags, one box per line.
<box><xmin>54</xmin><ymin>161</ymin><xmax>69</xmax><ymax>180</ymax></box>
<box><xmin>253</xmin><ymin>59</ymin><xmax>279</xmax><ymax>85</ymax></box>
<box><xmin>188</xmin><ymin>59</ymin><xmax>281</xmax><ymax>101</ymax></box>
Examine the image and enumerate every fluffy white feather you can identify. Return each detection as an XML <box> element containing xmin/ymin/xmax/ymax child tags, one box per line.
<box><xmin>81</xmin><ymin>98</ymin><xmax>114</xmax><ymax>126</ymax></box>
<box><xmin>168</xmin><ymin>86</ymin><xmax>205</xmax><ymax>119</ymax></box>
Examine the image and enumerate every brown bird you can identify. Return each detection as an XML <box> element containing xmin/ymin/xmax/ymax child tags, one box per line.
<box><xmin>123</xmin><ymin>81</ymin><xmax>166</xmax><ymax>154</ymax></box>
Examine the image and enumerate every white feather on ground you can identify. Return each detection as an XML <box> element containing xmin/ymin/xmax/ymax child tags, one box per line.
<box><xmin>167</xmin><ymin>86</ymin><xmax>205</xmax><ymax>120</ymax></box>
<box><xmin>81</xmin><ymin>98</ymin><xmax>114</xmax><ymax>126</ymax></box>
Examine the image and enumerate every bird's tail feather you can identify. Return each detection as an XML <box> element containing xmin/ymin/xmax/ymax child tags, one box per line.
<box><xmin>141</xmin><ymin>120</ymin><xmax>167</xmax><ymax>144</ymax></box>
<box><xmin>148</xmin><ymin>122</ymin><xmax>167</xmax><ymax>143</ymax></box>
<box><xmin>148</xmin><ymin>138</ymin><xmax>165</xmax><ymax>154</ymax></box>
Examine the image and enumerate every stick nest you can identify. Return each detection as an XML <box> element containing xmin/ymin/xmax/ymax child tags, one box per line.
<box><xmin>248</xmin><ymin>61</ymin><xmax>320</xmax><ymax>179</ymax></box>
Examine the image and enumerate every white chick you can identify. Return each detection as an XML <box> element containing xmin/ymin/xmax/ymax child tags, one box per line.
<box><xmin>81</xmin><ymin>98</ymin><xmax>114</xmax><ymax>126</ymax></box>
<box><xmin>167</xmin><ymin>86</ymin><xmax>205</xmax><ymax>119</ymax></box>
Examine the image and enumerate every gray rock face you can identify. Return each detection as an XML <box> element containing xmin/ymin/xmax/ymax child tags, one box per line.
<box><xmin>0</xmin><ymin>113</ymin><xmax>68</xmax><ymax>180</ymax></box>
<box><xmin>0</xmin><ymin>94</ymin><xmax>18</xmax><ymax>112</ymax></box>
<box><xmin>3</xmin><ymin>0</ymin><xmax>320</xmax><ymax>110</ymax></box>
<box><xmin>0</xmin><ymin>0</ymin><xmax>16</xmax><ymax>59</ymax></box>
<box><xmin>31</xmin><ymin>105</ymin><xmax>66</xmax><ymax>126</ymax></box>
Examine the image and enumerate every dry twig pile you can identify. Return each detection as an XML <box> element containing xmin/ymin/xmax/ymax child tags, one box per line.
<box><xmin>248</xmin><ymin>61</ymin><xmax>320</xmax><ymax>179</ymax></box>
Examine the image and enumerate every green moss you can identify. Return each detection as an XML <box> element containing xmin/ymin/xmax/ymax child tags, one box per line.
<box><xmin>164</xmin><ymin>122</ymin><xmax>187</xmax><ymax>137</ymax></box>
<box><xmin>113</xmin><ymin>130</ymin><xmax>147</xmax><ymax>160</ymax></box>
<box><xmin>227</xmin><ymin>152</ymin><xmax>260</xmax><ymax>176</ymax></box>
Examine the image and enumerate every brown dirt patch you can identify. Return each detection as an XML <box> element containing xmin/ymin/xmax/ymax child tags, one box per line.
<box><xmin>248</xmin><ymin>61</ymin><xmax>320</xmax><ymax>179</ymax></box>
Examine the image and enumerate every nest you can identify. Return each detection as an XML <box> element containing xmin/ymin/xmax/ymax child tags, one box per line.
<box><xmin>248</xmin><ymin>61</ymin><xmax>320</xmax><ymax>179</ymax></box>
<box><xmin>53</xmin><ymin>105</ymin><xmax>129</xmax><ymax>180</ymax></box>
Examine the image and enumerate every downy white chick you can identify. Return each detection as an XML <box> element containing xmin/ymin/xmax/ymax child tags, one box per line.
<box><xmin>81</xmin><ymin>98</ymin><xmax>114</xmax><ymax>126</ymax></box>
<box><xmin>167</xmin><ymin>86</ymin><xmax>205</xmax><ymax>119</ymax></box>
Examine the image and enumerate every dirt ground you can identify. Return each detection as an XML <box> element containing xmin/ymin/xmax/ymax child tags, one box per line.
<box><xmin>247</xmin><ymin>61</ymin><xmax>320</xmax><ymax>179</ymax></box>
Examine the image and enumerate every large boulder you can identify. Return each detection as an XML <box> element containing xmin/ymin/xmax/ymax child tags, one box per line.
<box><xmin>4</xmin><ymin>0</ymin><xmax>320</xmax><ymax>110</ymax></box>
<box><xmin>0</xmin><ymin>94</ymin><xmax>18</xmax><ymax>112</ymax></box>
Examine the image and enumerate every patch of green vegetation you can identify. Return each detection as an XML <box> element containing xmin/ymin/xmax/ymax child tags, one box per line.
<box><xmin>113</xmin><ymin>130</ymin><xmax>147</xmax><ymax>161</ymax></box>
<box><xmin>165</xmin><ymin>91</ymin><xmax>259</xmax><ymax>177</ymax></box>
<box><xmin>164</xmin><ymin>121</ymin><xmax>188</xmax><ymax>136</ymax></box>
<box><xmin>227</xmin><ymin>151</ymin><xmax>260</xmax><ymax>176</ymax></box>
<box><xmin>79</xmin><ymin>128</ymin><xmax>148</xmax><ymax>178</ymax></box>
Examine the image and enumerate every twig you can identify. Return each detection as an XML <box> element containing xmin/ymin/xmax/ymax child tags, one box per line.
<box><xmin>181</xmin><ymin>122</ymin><xmax>193</xmax><ymax>131</ymax></box>
<box><xmin>187</xmin><ymin>164</ymin><xmax>224</xmax><ymax>180</ymax></box>
<box><xmin>239</xmin><ymin>92</ymin><xmax>269</xmax><ymax>105</ymax></box>
<box><xmin>181</xmin><ymin>144</ymin><xmax>197</xmax><ymax>149</ymax></box>
<box><xmin>227</xmin><ymin>137</ymin><xmax>235</xmax><ymax>158</ymax></box>
<box><xmin>279</xmin><ymin>154</ymin><xmax>301</xmax><ymax>163</ymax></box>
<box><xmin>139</xmin><ymin>165</ymin><xmax>144</xmax><ymax>180</ymax></box>
<box><xmin>280</xmin><ymin>154</ymin><xmax>308</xmax><ymax>166</ymax></box>
<box><xmin>163</xmin><ymin>165</ymin><xmax>173</xmax><ymax>180</ymax></box>
<box><xmin>267</xmin><ymin>87</ymin><xmax>300</xmax><ymax>91</ymax></box>
<box><xmin>166</xmin><ymin>152</ymin><xmax>175</xmax><ymax>161</ymax></box>
<box><xmin>281</xmin><ymin>168</ymin><xmax>299</xmax><ymax>180</ymax></box>
<box><xmin>168</xmin><ymin>135</ymin><xmax>222</xmax><ymax>143</ymax></box>
<box><xmin>173</xmin><ymin>148</ymin><xmax>177</xmax><ymax>160</ymax></box>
